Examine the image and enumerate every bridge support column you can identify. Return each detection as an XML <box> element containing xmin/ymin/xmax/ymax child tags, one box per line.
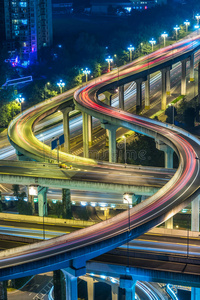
<box><xmin>112</xmin><ymin>284</ymin><xmax>118</xmax><ymax>300</ymax></box>
<box><xmin>53</xmin><ymin>270</ymin><xmax>65</xmax><ymax>300</ymax></box>
<box><xmin>190</xmin><ymin>53</ymin><xmax>195</xmax><ymax>82</ymax></box>
<box><xmin>191</xmin><ymin>194</ymin><xmax>200</xmax><ymax>232</ymax></box>
<box><xmin>82</xmin><ymin>112</ymin><xmax>89</xmax><ymax>158</ymax></box>
<box><xmin>156</xmin><ymin>141</ymin><xmax>174</xmax><ymax>169</ymax></box>
<box><xmin>62</xmin><ymin>267</ymin><xmax>86</xmax><ymax>300</ymax></box>
<box><xmin>161</xmin><ymin>69</ymin><xmax>167</xmax><ymax>110</ymax></box>
<box><xmin>104</xmin><ymin>208</ymin><xmax>110</xmax><ymax>219</ymax></box>
<box><xmin>62</xmin><ymin>188</ymin><xmax>72</xmax><ymax>219</ymax></box>
<box><xmin>105</xmin><ymin>94</ymin><xmax>112</xmax><ymax>106</ymax></box>
<box><xmin>16</xmin><ymin>150</ymin><xmax>31</xmax><ymax>161</ymax></box>
<box><xmin>156</xmin><ymin>141</ymin><xmax>174</xmax><ymax>228</ymax></box>
<box><xmin>0</xmin><ymin>281</ymin><xmax>7</xmax><ymax>300</ymax></box>
<box><xmin>166</xmin><ymin>68</ymin><xmax>171</xmax><ymax>95</ymax></box>
<box><xmin>119</xmin><ymin>85</ymin><xmax>124</xmax><ymax>110</ymax></box>
<box><xmin>37</xmin><ymin>186</ymin><xmax>48</xmax><ymax>217</ymax></box>
<box><xmin>181</xmin><ymin>59</ymin><xmax>187</xmax><ymax>95</ymax></box>
<box><xmin>145</xmin><ymin>75</ymin><xmax>150</xmax><ymax>109</ymax></box>
<box><xmin>135</xmin><ymin>79</ymin><xmax>143</xmax><ymax>114</ymax></box>
<box><xmin>87</xmin><ymin>277</ymin><xmax>95</xmax><ymax>300</ymax></box>
<box><xmin>120</xmin><ymin>276</ymin><xmax>136</xmax><ymax>300</ymax></box>
<box><xmin>62</xmin><ymin>107</ymin><xmax>73</xmax><ymax>153</ymax></box>
<box><xmin>88</xmin><ymin>115</ymin><xmax>92</xmax><ymax>146</ymax></box>
<box><xmin>101</xmin><ymin>123</ymin><xmax>118</xmax><ymax>163</ymax></box>
<box><xmin>191</xmin><ymin>287</ymin><xmax>200</xmax><ymax>300</ymax></box>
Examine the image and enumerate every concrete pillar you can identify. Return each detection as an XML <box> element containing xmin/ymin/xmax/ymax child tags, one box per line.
<box><xmin>120</xmin><ymin>276</ymin><xmax>136</xmax><ymax>300</ymax></box>
<box><xmin>82</xmin><ymin>112</ymin><xmax>89</xmax><ymax>158</ymax></box>
<box><xmin>87</xmin><ymin>277</ymin><xmax>95</xmax><ymax>300</ymax></box>
<box><xmin>16</xmin><ymin>150</ymin><xmax>30</xmax><ymax>161</ymax></box>
<box><xmin>112</xmin><ymin>284</ymin><xmax>118</xmax><ymax>300</ymax></box>
<box><xmin>191</xmin><ymin>287</ymin><xmax>200</xmax><ymax>300</ymax></box>
<box><xmin>104</xmin><ymin>208</ymin><xmax>110</xmax><ymax>219</ymax></box>
<box><xmin>190</xmin><ymin>54</ymin><xmax>195</xmax><ymax>82</ymax></box>
<box><xmin>53</xmin><ymin>270</ymin><xmax>65</xmax><ymax>300</ymax></box>
<box><xmin>145</xmin><ymin>75</ymin><xmax>150</xmax><ymax>109</ymax></box>
<box><xmin>166</xmin><ymin>68</ymin><xmax>171</xmax><ymax>95</ymax></box>
<box><xmin>62</xmin><ymin>107</ymin><xmax>72</xmax><ymax>153</ymax></box>
<box><xmin>181</xmin><ymin>59</ymin><xmax>187</xmax><ymax>95</ymax></box>
<box><xmin>88</xmin><ymin>115</ymin><xmax>92</xmax><ymax>146</ymax></box>
<box><xmin>119</xmin><ymin>85</ymin><xmax>124</xmax><ymax>110</ymax></box>
<box><xmin>101</xmin><ymin>123</ymin><xmax>118</xmax><ymax>163</ymax></box>
<box><xmin>164</xmin><ymin>147</ymin><xmax>174</xmax><ymax>169</ymax></box>
<box><xmin>165</xmin><ymin>217</ymin><xmax>173</xmax><ymax>229</ymax></box>
<box><xmin>191</xmin><ymin>194</ymin><xmax>200</xmax><ymax>232</ymax></box>
<box><xmin>135</xmin><ymin>79</ymin><xmax>143</xmax><ymax>113</ymax></box>
<box><xmin>37</xmin><ymin>186</ymin><xmax>48</xmax><ymax>217</ymax></box>
<box><xmin>64</xmin><ymin>271</ymin><xmax>78</xmax><ymax>300</ymax></box>
<box><xmin>161</xmin><ymin>69</ymin><xmax>167</xmax><ymax>110</ymax></box>
<box><xmin>62</xmin><ymin>188</ymin><xmax>72</xmax><ymax>219</ymax></box>
<box><xmin>0</xmin><ymin>281</ymin><xmax>7</xmax><ymax>300</ymax></box>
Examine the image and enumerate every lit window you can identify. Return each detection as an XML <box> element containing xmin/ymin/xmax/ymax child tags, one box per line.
<box><xmin>20</xmin><ymin>2</ymin><xmax>27</xmax><ymax>7</ymax></box>
<box><xmin>21</xmin><ymin>19</ymin><xmax>27</xmax><ymax>25</ymax></box>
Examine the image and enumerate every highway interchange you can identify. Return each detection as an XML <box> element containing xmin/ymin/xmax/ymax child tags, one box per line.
<box><xmin>0</xmin><ymin>33</ymin><xmax>200</xmax><ymax>300</ymax></box>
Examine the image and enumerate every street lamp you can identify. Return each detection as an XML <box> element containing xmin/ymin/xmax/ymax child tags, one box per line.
<box><xmin>44</xmin><ymin>82</ymin><xmax>50</xmax><ymax>100</ymax></box>
<box><xmin>149</xmin><ymin>38</ymin><xmax>156</xmax><ymax>51</ymax></box>
<box><xmin>173</xmin><ymin>25</ymin><xmax>180</xmax><ymax>41</ymax></box>
<box><xmin>184</xmin><ymin>20</ymin><xmax>190</xmax><ymax>32</ymax></box>
<box><xmin>122</xmin><ymin>135</ymin><xmax>127</xmax><ymax>167</ymax></box>
<box><xmin>127</xmin><ymin>45</ymin><xmax>135</xmax><ymax>61</ymax></box>
<box><xmin>161</xmin><ymin>32</ymin><xmax>168</xmax><ymax>47</ymax></box>
<box><xmin>57</xmin><ymin>80</ymin><xmax>65</xmax><ymax>94</ymax></box>
<box><xmin>195</xmin><ymin>14</ymin><xmax>200</xmax><ymax>25</ymax></box>
<box><xmin>15</xmin><ymin>94</ymin><xmax>25</xmax><ymax>112</ymax></box>
<box><xmin>123</xmin><ymin>193</ymin><xmax>131</xmax><ymax>234</ymax></box>
<box><xmin>105</xmin><ymin>56</ymin><xmax>113</xmax><ymax>72</ymax></box>
<box><xmin>83</xmin><ymin>68</ymin><xmax>91</xmax><ymax>82</ymax></box>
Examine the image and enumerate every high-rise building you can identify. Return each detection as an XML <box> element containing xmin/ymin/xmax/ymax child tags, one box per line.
<box><xmin>4</xmin><ymin>0</ymin><xmax>53</xmax><ymax>66</ymax></box>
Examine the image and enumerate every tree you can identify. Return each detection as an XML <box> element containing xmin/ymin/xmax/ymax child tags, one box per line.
<box><xmin>12</xmin><ymin>184</ymin><xmax>20</xmax><ymax>200</ymax></box>
<box><xmin>165</xmin><ymin>106</ymin><xmax>177</xmax><ymax>124</ymax></box>
<box><xmin>184</xmin><ymin>107</ymin><xmax>196</xmax><ymax>128</ymax></box>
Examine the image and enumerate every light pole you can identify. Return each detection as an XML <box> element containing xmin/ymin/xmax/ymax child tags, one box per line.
<box><xmin>57</xmin><ymin>80</ymin><xmax>65</xmax><ymax>94</ymax></box>
<box><xmin>123</xmin><ymin>135</ymin><xmax>127</xmax><ymax>167</ymax></box>
<box><xmin>127</xmin><ymin>45</ymin><xmax>134</xmax><ymax>61</ymax></box>
<box><xmin>195</xmin><ymin>14</ymin><xmax>200</xmax><ymax>25</ymax></box>
<box><xmin>83</xmin><ymin>68</ymin><xmax>91</xmax><ymax>82</ymax></box>
<box><xmin>44</xmin><ymin>82</ymin><xmax>50</xmax><ymax>100</ymax></box>
<box><xmin>184</xmin><ymin>20</ymin><xmax>190</xmax><ymax>32</ymax></box>
<box><xmin>105</xmin><ymin>56</ymin><xmax>113</xmax><ymax>72</ymax></box>
<box><xmin>173</xmin><ymin>25</ymin><xmax>180</xmax><ymax>41</ymax></box>
<box><xmin>40</xmin><ymin>134</ymin><xmax>45</xmax><ymax>161</ymax></box>
<box><xmin>161</xmin><ymin>32</ymin><xmax>168</xmax><ymax>47</ymax></box>
<box><xmin>15</xmin><ymin>94</ymin><xmax>25</xmax><ymax>112</ymax></box>
<box><xmin>149</xmin><ymin>38</ymin><xmax>156</xmax><ymax>52</ymax></box>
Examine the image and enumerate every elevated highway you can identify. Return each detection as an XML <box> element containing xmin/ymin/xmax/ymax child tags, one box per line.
<box><xmin>0</xmin><ymin>35</ymin><xmax>200</xmax><ymax>297</ymax></box>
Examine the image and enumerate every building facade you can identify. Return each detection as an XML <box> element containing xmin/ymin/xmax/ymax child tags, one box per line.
<box><xmin>4</xmin><ymin>0</ymin><xmax>53</xmax><ymax>66</ymax></box>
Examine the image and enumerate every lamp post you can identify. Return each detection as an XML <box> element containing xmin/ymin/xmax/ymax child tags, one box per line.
<box><xmin>184</xmin><ymin>20</ymin><xmax>190</xmax><ymax>32</ymax></box>
<box><xmin>127</xmin><ymin>45</ymin><xmax>135</xmax><ymax>61</ymax></box>
<box><xmin>15</xmin><ymin>94</ymin><xmax>25</xmax><ymax>112</ymax></box>
<box><xmin>83</xmin><ymin>68</ymin><xmax>91</xmax><ymax>82</ymax></box>
<box><xmin>44</xmin><ymin>82</ymin><xmax>50</xmax><ymax>100</ymax></box>
<box><xmin>161</xmin><ymin>32</ymin><xmax>168</xmax><ymax>47</ymax></box>
<box><xmin>173</xmin><ymin>25</ymin><xmax>180</xmax><ymax>41</ymax></box>
<box><xmin>123</xmin><ymin>193</ymin><xmax>131</xmax><ymax>233</ymax></box>
<box><xmin>57</xmin><ymin>80</ymin><xmax>65</xmax><ymax>94</ymax></box>
<box><xmin>105</xmin><ymin>56</ymin><xmax>113</xmax><ymax>72</ymax></box>
<box><xmin>149</xmin><ymin>38</ymin><xmax>156</xmax><ymax>51</ymax></box>
<box><xmin>195</xmin><ymin>14</ymin><xmax>200</xmax><ymax>25</ymax></box>
<box><xmin>123</xmin><ymin>135</ymin><xmax>127</xmax><ymax>167</ymax></box>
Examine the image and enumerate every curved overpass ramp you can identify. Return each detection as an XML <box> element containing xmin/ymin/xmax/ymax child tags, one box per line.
<box><xmin>0</xmin><ymin>36</ymin><xmax>200</xmax><ymax>280</ymax></box>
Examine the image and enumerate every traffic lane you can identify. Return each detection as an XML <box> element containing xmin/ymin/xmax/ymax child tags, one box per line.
<box><xmin>93</xmin><ymin>252</ymin><xmax>200</xmax><ymax>276</ymax></box>
<box><xmin>0</xmin><ymin>163</ymin><xmax>173</xmax><ymax>187</ymax></box>
<box><xmin>8</xmin><ymin>272</ymin><xmax>53</xmax><ymax>300</ymax></box>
